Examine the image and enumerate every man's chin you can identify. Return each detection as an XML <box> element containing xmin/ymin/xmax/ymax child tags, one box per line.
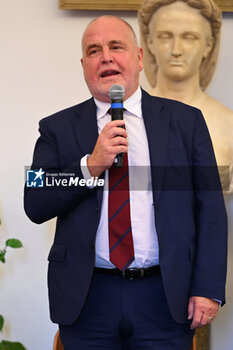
<box><xmin>92</xmin><ymin>88</ymin><xmax>112</xmax><ymax>102</ymax></box>
<box><xmin>90</xmin><ymin>78</ymin><xmax>127</xmax><ymax>102</ymax></box>
<box><xmin>98</xmin><ymin>83</ymin><xmax>125</xmax><ymax>100</ymax></box>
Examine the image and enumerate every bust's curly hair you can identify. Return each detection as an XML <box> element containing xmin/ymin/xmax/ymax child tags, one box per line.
<box><xmin>138</xmin><ymin>0</ymin><xmax>222</xmax><ymax>90</ymax></box>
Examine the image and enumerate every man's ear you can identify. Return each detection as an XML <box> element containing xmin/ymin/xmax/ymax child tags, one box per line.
<box><xmin>80</xmin><ymin>58</ymin><xmax>83</xmax><ymax>66</ymax></box>
<box><xmin>137</xmin><ymin>47</ymin><xmax>144</xmax><ymax>71</ymax></box>
<box><xmin>203</xmin><ymin>36</ymin><xmax>214</xmax><ymax>58</ymax></box>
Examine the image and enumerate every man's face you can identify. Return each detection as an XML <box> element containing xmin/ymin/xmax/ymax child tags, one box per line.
<box><xmin>147</xmin><ymin>1</ymin><xmax>213</xmax><ymax>82</ymax></box>
<box><xmin>81</xmin><ymin>17</ymin><xmax>143</xmax><ymax>102</ymax></box>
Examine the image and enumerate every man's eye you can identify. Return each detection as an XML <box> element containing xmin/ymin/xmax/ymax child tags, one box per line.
<box><xmin>112</xmin><ymin>46</ymin><xmax>121</xmax><ymax>50</ymax></box>
<box><xmin>88</xmin><ymin>48</ymin><xmax>100</xmax><ymax>56</ymax></box>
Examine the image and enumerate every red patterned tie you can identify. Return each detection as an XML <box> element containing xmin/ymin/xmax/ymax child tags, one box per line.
<box><xmin>108</xmin><ymin>153</ymin><xmax>135</xmax><ymax>271</ymax></box>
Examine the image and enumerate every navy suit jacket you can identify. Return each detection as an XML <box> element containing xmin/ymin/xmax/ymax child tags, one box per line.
<box><xmin>24</xmin><ymin>89</ymin><xmax>227</xmax><ymax>325</ymax></box>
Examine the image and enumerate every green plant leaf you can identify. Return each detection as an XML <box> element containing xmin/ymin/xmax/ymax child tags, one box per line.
<box><xmin>0</xmin><ymin>340</ymin><xmax>27</xmax><ymax>350</ymax></box>
<box><xmin>0</xmin><ymin>253</ymin><xmax>6</xmax><ymax>263</ymax></box>
<box><xmin>0</xmin><ymin>315</ymin><xmax>4</xmax><ymax>331</ymax></box>
<box><xmin>5</xmin><ymin>240</ymin><xmax>23</xmax><ymax>249</ymax></box>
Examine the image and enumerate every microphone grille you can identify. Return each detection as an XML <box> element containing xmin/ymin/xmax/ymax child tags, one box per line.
<box><xmin>108</xmin><ymin>84</ymin><xmax>125</xmax><ymax>100</ymax></box>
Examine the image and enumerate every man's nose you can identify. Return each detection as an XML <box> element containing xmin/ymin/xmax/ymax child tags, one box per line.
<box><xmin>101</xmin><ymin>48</ymin><xmax>113</xmax><ymax>63</ymax></box>
<box><xmin>171</xmin><ymin>37</ymin><xmax>182</xmax><ymax>57</ymax></box>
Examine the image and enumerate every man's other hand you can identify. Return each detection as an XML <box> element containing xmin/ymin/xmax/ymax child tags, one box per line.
<box><xmin>188</xmin><ymin>296</ymin><xmax>219</xmax><ymax>329</ymax></box>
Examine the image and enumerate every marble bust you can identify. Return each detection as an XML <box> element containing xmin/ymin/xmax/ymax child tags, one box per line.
<box><xmin>139</xmin><ymin>0</ymin><xmax>233</xmax><ymax>194</ymax></box>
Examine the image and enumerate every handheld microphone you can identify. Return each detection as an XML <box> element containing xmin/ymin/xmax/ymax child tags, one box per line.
<box><xmin>108</xmin><ymin>84</ymin><xmax>125</xmax><ymax>168</ymax></box>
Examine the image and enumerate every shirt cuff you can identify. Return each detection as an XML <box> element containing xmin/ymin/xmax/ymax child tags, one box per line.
<box><xmin>80</xmin><ymin>154</ymin><xmax>97</xmax><ymax>189</ymax></box>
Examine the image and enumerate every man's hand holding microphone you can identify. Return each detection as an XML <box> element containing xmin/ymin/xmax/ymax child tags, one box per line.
<box><xmin>87</xmin><ymin>85</ymin><xmax>127</xmax><ymax>177</ymax></box>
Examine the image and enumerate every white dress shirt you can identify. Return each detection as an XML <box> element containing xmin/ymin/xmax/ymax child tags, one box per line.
<box><xmin>81</xmin><ymin>87</ymin><xmax>159</xmax><ymax>268</ymax></box>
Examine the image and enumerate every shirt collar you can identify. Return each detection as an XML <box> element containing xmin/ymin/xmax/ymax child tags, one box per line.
<box><xmin>94</xmin><ymin>86</ymin><xmax>142</xmax><ymax>120</ymax></box>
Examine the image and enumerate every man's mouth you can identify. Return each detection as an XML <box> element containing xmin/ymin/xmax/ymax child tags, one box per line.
<box><xmin>100</xmin><ymin>70</ymin><xmax>120</xmax><ymax>78</ymax></box>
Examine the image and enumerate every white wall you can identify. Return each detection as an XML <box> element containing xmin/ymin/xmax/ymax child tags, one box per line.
<box><xmin>0</xmin><ymin>1</ymin><xmax>232</xmax><ymax>349</ymax></box>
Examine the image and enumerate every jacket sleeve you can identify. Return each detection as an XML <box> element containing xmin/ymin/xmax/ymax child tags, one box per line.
<box><xmin>190</xmin><ymin>110</ymin><xmax>228</xmax><ymax>304</ymax></box>
<box><xmin>24</xmin><ymin>118</ymin><xmax>97</xmax><ymax>224</ymax></box>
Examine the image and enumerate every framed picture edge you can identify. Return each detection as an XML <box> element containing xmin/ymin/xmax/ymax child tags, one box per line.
<box><xmin>59</xmin><ymin>0</ymin><xmax>233</xmax><ymax>12</ymax></box>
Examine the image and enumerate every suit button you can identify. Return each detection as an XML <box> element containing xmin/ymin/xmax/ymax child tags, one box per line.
<box><xmin>96</xmin><ymin>206</ymin><xmax>99</xmax><ymax>213</ymax></box>
<box><xmin>89</xmin><ymin>243</ymin><xmax>95</xmax><ymax>251</ymax></box>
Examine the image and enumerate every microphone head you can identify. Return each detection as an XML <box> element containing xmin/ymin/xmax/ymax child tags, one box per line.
<box><xmin>108</xmin><ymin>84</ymin><xmax>125</xmax><ymax>100</ymax></box>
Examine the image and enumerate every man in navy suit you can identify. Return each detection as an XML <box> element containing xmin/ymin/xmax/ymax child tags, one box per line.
<box><xmin>24</xmin><ymin>16</ymin><xmax>227</xmax><ymax>350</ymax></box>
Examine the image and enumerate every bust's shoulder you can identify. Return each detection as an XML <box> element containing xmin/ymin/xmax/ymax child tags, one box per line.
<box><xmin>204</xmin><ymin>94</ymin><xmax>233</xmax><ymax>121</ymax></box>
<box><xmin>142</xmin><ymin>88</ymin><xmax>200</xmax><ymax>115</ymax></box>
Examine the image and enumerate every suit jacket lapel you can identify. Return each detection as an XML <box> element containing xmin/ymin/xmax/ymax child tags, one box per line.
<box><xmin>71</xmin><ymin>97</ymin><xmax>104</xmax><ymax>217</ymax></box>
<box><xmin>142</xmin><ymin>90</ymin><xmax>170</xmax><ymax>206</ymax></box>
<box><xmin>71</xmin><ymin>98</ymin><xmax>98</xmax><ymax>155</ymax></box>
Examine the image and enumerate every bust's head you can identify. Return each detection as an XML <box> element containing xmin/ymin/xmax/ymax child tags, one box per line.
<box><xmin>138</xmin><ymin>0</ymin><xmax>221</xmax><ymax>90</ymax></box>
